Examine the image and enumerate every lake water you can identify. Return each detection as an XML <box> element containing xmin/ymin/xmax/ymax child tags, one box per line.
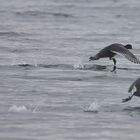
<box><xmin>1</xmin><ymin>0</ymin><xmax>140</xmax><ymax>139</ymax></box>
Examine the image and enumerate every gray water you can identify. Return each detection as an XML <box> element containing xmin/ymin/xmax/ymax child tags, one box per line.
<box><xmin>1</xmin><ymin>0</ymin><xmax>140</xmax><ymax>139</ymax></box>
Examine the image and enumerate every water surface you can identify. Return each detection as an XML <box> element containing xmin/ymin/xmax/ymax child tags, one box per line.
<box><xmin>0</xmin><ymin>0</ymin><xmax>140</xmax><ymax>140</ymax></box>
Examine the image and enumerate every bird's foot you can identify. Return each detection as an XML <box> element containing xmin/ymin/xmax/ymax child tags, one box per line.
<box><xmin>122</xmin><ymin>96</ymin><xmax>132</xmax><ymax>102</ymax></box>
<box><xmin>110</xmin><ymin>66</ymin><xmax>116</xmax><ymax>72</ymax></box>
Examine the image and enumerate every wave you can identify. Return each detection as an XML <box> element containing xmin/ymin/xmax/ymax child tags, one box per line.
<box><xmin>47</xmin><ymin>12</ymin><xmax>73</xmax><ymax>18</ymax></box>
<box><xmin>16</xmin><ymin>63</ymin><xmax>108</xmax><ymax>71</ymax></box>
<box><xmin>15</xmin><ymin>10</ymin><xmax>73</xmax><ymax>18</ymax></box>
<box><xmin>15</xmin><ymin>10</ymin><xmax>47</xmax><ymax>17</ymax></box>
<box><xmin>117</xmin><ymin>67</ymin><xmax>140</xmax><ymax>71</ymax></box>
<box><xmin>123</xmin><ymin>106</ymin><xmax>140</xmax><ymax>115</ymax></box>
<box><xmin>0</xmin><ymin>31</ymin><xmax>20</xmax><ymax>37</ymax></box>
<box><xmin>0</xmin><ymin>62</ymin><xmax>140</xmax><ymax>72</ymax></box>
<box><xmin>0</xmin><ymin>31</ymin><xmax>29</xmax><ymax>38</ymax></box>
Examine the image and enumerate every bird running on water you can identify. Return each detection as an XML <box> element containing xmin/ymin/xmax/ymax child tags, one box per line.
<box><xmin>89</xmin><ymin>43</ymin><xmax>140</xmax><ymax>71</ymax></box>
<box><xmin>122</xmin><ymin>78</ymin><xmax>140</xmax><ymax>102</ymax></box>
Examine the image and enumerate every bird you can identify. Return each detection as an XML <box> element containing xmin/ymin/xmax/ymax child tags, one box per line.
<box><xmin>89</xmin><ymin>43</ymin><xmax>140</xmax><ymax>71</ymax></box>
<box><xmin>122</xmin><ymin>78</ymin><xmax>140</xmax><ymax>102</ymax></box>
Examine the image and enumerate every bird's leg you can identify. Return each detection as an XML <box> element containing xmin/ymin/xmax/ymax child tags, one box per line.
<box><xmin>110</xmin><ymin>57</ymin><xmax>116</xmax><ymax>66</ymax></box>
<box><xmin>113</xmin><ymin>58</ymin><xmax>116</xmax><ymax>66</ymax></box>
<box><xmin>110</xmin><ymin>57</ymin><xmax>117</xmax><ymax>72</ymax></box>
<box><xmin>122</xmin><ymin>93</ymin><xmax>134</xmax><ymax>103</ymax></box>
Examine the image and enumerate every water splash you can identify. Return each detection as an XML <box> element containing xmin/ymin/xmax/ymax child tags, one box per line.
<box><xmin>73</xmin><ymin>60</ymin><xmax>85</xmax><ymax>69</ymax></box>
<box><xmin>84</xmin><ymin>99</ymin><xmax>100</xmax><ymax>113</ymax></box>
<box><xmin>9</xmin><ymin>105</ymin><xmax>28</xmax><ymax>113</ymax></box>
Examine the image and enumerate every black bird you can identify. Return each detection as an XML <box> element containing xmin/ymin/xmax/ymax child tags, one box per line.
<box><xmin>89</xmin><ymin>43</ymin><xmax>140</xmax><ymax>71</ymax></box>
<box><xmin>122</xmin><ymin>78</ymin><xmax>140</xmax><ymax>102</ymax></box>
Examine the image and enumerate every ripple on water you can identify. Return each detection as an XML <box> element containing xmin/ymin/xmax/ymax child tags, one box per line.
<box><xmin>15</xmin><ymin>10</ymin><xmax>74</xmax><ymax>19</ymax></box>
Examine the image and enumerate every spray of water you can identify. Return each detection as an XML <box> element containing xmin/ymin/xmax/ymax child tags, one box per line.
<box><xmin>9</xmin><ymin>105</ymin><xmax>28</xmax><ymax>113</ymax></box>
<box><xmin>84</xmin><ymin>99</ymin><xmax>100</xmax><ymax>113</ymax></box>
<box><xmin>73</xmin><ymin>59</ymin><xmax>85</xmax><ymax>69</ymax></box>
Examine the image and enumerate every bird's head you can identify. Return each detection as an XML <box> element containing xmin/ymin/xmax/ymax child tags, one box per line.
<box><xmin>124</xmin><ymin>44</ymin><xmax>132</xmax><ymax>49</ymax></box>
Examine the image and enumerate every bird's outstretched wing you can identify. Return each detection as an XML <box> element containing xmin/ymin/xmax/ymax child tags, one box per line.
<box><xmin>110</xmin><ymin>46</ymin><xmax>140</xmax><ymax>64</ymax></box>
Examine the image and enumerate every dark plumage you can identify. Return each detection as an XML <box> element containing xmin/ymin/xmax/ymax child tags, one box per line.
<box><xmin>122</xmin><ymin>78</ymin><xmax>140</xmax><ymax>102</ymax></box>
<box><xmin>89</xmin><ymin>43</ymin><xmax>140</xmax><ymax>69</ymax></box>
